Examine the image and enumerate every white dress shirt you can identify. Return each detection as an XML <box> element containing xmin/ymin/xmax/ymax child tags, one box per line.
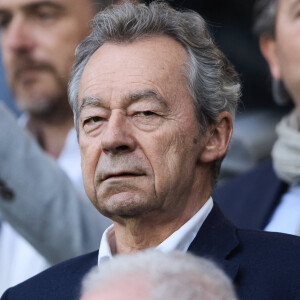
<box><xmin>98</xmin><ymin>197</ymin><xmax>213</xmax><ymax>267</ymax></box>
<box><xmin>0</xmin><ymin>128</ymin><xmax>83</xmax><ymax>295</ymax></box>
<box><xmin>264</xmin><ymin>184</ymin><xmax>300</xmax><ymax>235</ymax></box>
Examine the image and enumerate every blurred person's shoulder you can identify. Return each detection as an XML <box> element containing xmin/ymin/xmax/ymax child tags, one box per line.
<box><xmin>213</xmin><ymin>160</ymin><xmax>288</xmax><ymax>229</ymax></box>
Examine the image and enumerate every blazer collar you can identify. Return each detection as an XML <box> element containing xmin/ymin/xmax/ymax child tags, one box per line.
<box><xmin>188</xmin><ymin>203</ymin><xmax>239</xmax><ymax>281</ymax></box>
<box><xmin>254</xmin><ymin>162</ymin><xmax>288</xmax><ymax>229</ymax></box>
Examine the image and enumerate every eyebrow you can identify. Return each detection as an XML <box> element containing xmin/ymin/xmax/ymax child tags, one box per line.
<box><xmin>24</xmin><ymin>1</ymin><xmax>65</xmax><ymax>13</ymax></box>
<box><xmin>79</xmin><ymin>96</ymin><xmax>106</xmax><ymax>115</ymax></box>
<box><xmin>79</xmin><ymin>90</ymin><xmax>168</xmax><ymax>115</ymax></box>
<box><xmin>0</xmin><ymin>1</ymin><xmax>65</xmax><ymax>15</ymax></box>
<box><xmin>128</xmin><ymin>90</ymin><xmax>168</xmax><ymax>108</ymax></box>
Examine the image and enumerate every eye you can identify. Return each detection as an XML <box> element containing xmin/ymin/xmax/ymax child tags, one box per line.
<box><xmin>31</xmin><ymin>7</ymin><xmax>59</xmax><ymax>22</ymax></box>
<box><xmin>38</xmin><ymin>12</ymin><xmax>54</xmax><ymax>20</ymax></box>
<box><xmin>135</xmin><ymin>111</ymin><xmax>156</xmax><ymax>117</ymax></box>
<box><xmin>84</xmin><ymin>116</ymin><xmax>103</xmax><ymax>125</ymax></box>
<box><xmin>0</xmin><ymin>14</ymin><xmax>11</xmax><ymax>29</ymax></box>
<box><xmin>82</xmin><ymin>116</ymin><xmax>105</xmax><ymax>134</ymax></box>
<box><xmin>130</xmin><ymin>110</ymin><xmax>163</xmax><ymax>131</ymax></box>
<box><xmin>36</xmin><ymin>10</ymin><xmax>56</xmax><ymax>21</ymax></box>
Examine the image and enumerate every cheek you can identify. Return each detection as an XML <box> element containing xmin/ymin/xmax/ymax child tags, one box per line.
<box><xmin>80</xmin><ymin>138</ymin><xmax>101</xmax><ymax>196</ymax></box>
<box><xmin>277</xmin><ymin>45</ymin><xmax>300</xmax><ymax>96</ymax></box>
<box><xmin>1</xmin><ymin>43</ymin><xmax>12</xmax><ymax>73</ymax></box>
<box><xmin>156</xmin><ymin>124</ymin><xmax>202</xmax><ymax>178</ymax></box>
<box><xmin>50</xmin><ymin>45</ymin><xmax>75</xmax><ymax>77</ymax></box>
<box><xmin>277</xmin><ymin>33</ymin><xmax>300</xmax><ymax>68</ymax></box>
<box><xmin>147</xmin><ymin>131</ymin><xmax>191</xmax><ymax>187</ymax></box>
<box><xmin>40</xmin><ymin>31</ymin><xmax>78</xmax><ymax>72</ymax></box>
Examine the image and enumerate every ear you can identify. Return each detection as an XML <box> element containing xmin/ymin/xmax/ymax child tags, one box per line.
<box><xmin>259</xmin><ymin>36</ymin><xmax>282</xmax><ymax>80</ymax></box>
<box><xmin>199</xmin><ymin>111</ymin><xmax>233</xmax><ymax>163</ymax></box>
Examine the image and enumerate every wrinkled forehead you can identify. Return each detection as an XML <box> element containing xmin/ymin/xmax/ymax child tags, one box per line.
<box><xmin>78</xmin><ymin>36</ymin><xmax>190</xmax><ymax>104</ymax></box>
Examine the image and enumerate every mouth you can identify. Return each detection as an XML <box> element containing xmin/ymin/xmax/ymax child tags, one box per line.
<box><xmin>13</xmin><ymin>68</ymin><xmax>43</xmax><ymax>84</ymax></box>
<box><xmin>16</xmin><ymin>67</ymin><xmax>44</xmax><ymax>77</ymax></box>
<box><xmin>102</xmin><ymin>172</ymin><xmax>144</xmax><ymax>182</ymax></box>
<box><xmin>13</xmin><ymin>62</ymin><xmax>52</xmax><ymax>80</ymax></box>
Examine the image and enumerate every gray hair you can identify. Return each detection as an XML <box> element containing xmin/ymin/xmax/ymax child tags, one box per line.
<box><xmin>91</xmin><ymin>0</ymin><xmax>116</xmax><ymax>11</ymax></box>
<box><xmin>68</xmin><ymin>1</ymin><xmax>241</xmax><ymax>185</ymax></box>
<box><xmin>90</xmin><ymin>0</ymin><xmax>127</xmax><ymax>13</ymax></box>
<box><xmin>253</xmin><ymin>0</ymin><xmax>292</xmax><ymax>105</ymax></box>
<box><xmin>81</xmin><ymin>250</ymin><xmax>238</xmax><ymax>300</ymax></box>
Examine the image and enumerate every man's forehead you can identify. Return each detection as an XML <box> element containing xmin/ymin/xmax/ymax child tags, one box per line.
<box><xmin>81</xmin><ymin>36</ymin><xmax>188</xmax><ymax>79</ymax></box>
<box><xmin>78</xmin><ymin>36</ymin><xmax>188</xmax><ymax>101</ymax></box>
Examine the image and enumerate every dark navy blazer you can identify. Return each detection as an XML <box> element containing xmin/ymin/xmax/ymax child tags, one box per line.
<box><xmin>2</xmin><ymin>203</ymin><xmax>300</xmax><ymax>300</ymax></box>
<box><xmin>214</xmin><ymin>160</ymin><xmax>288</xmax><ymax>230</ymax></box>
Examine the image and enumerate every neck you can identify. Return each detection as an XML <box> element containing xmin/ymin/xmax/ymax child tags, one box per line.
<box><xmin>113</xmin><ymin>175</ymin><xmax>211</xmax><ymax>254</ymax></box>
<box><xmin>26</xmin><ymin>107</ymin><xmax>74</xmax><ymax>158</ymax></box>
<box><xmin>113</xmin><ymin>217</ymin><xmax>186</xmax><ymax>254</ymax></box>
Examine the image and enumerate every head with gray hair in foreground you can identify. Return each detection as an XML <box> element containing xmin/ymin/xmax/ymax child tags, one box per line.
<box><xmin>80</xmin><ymin>251</ymin><xmax>238</xmax><ymax>300</ymax></box>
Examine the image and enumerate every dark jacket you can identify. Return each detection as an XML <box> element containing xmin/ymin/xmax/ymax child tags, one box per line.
<box><xmin>214</xmin><ymin>160</ymin><xmax>288</xmax><ymax>230</ymax></box>
<box><xmin>2</xmin><ymin>203</ymin><xmax>300</xmax><ymax>300</ymax></box>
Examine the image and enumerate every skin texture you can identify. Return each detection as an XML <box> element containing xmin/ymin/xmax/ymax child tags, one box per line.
<box><xmin>78</xmin><ymin>35</ymin><xmax>232</xmax><ymax>253</ymax></box>
<box><xmin>260</xmin><ymin>0</ymin><xmax>300</xmax><ymax>120</ymax></box>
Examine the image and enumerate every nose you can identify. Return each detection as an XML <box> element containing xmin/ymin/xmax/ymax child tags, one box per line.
<box><xmin>2</xmin><ymin>15</ymin><xmax>35</xmax><ymax>55</ymax></box>
<box><xmin>101</xmin><ymin>111</ymin><xmax>136</xmax><ymax>155</ymax></box>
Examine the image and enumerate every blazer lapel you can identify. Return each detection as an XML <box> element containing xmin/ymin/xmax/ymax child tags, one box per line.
<box><xmin>188</xmin><ymin>203</ymin><xmax>239</xmax><ymax>281</ymax></box>
<box><xmin>254</xmin><ymin>165</ymin><xmax>288</xmax><ymax>229</ymax></box>
<box><xmin>215</xmin><ymin>160</ymin><xmax>288</xmax><ymax>230</ymax></box>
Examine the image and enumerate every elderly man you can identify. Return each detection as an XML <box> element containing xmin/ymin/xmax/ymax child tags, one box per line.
<box><xmin>80</xmin><ymin>251</ymin><xmax>238</xmax><ymax>300</ymax></box>
<box><xmin>215</xmin><ymin>0</ymin><xmax>300</xmax><ymax>235</ymax></box>
<box><xmin>0</xmin><ymin>0</ymin><xmax>121</xmax><ymax>292</ymax></box>
<box><xmin>2</xmin><ymin>2</ymin><xmax>300</xmax><ymax>299</ymax></box>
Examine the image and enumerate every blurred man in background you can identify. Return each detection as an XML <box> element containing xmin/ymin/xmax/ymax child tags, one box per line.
<box><xmin>215</xmin><ymin>0</ymin><xmax>300</xmax><ymax>236</ymax></box>
<box><xmin>0</xmin><ymin>0</ymin><xmax>123</xmax><ymax>292</ymax></box>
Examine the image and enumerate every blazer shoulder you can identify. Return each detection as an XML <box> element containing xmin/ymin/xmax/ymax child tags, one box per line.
<box><xmin>213</xmin><ymin>160</ymin><xmax>287</xmax><ymax>229</ymax></box>
<box><xmin>235</xmin><ymin>228</ymin><xmax>300</xmax><ymax>271</ymax></box>
<box><xmin>231</xmin><ymin>229</ymin><xmax>300</xmax><ymax>299</ymax></box>
<box><xmin>1</xmin><ymin>250</ymin><xmax>98</xmax><ymax>300</ymax></box>
<box><xmin>237</xmin><ymin>227</ymin><xmax>300</xmax><ymax>251</ymax></box>
<box><xmin>215</xmin><ymin>160</ymin><xmax>277</xmax><ymax>197</ymax></box>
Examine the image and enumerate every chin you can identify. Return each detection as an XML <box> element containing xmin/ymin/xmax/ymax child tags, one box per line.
<box><xmin>14</xmin><ymin>80</ymin><xmax>66</xmax><ymax>116</ymax></box>
<box><xmin>17</xmin><ymin>98</ymin><xmax>54</xmax><ymax>115</ymax></box>
<box><xmin>95</xmin><ymin>192</ymin><xmax>159</xmax><ymax>220</ymax></box>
